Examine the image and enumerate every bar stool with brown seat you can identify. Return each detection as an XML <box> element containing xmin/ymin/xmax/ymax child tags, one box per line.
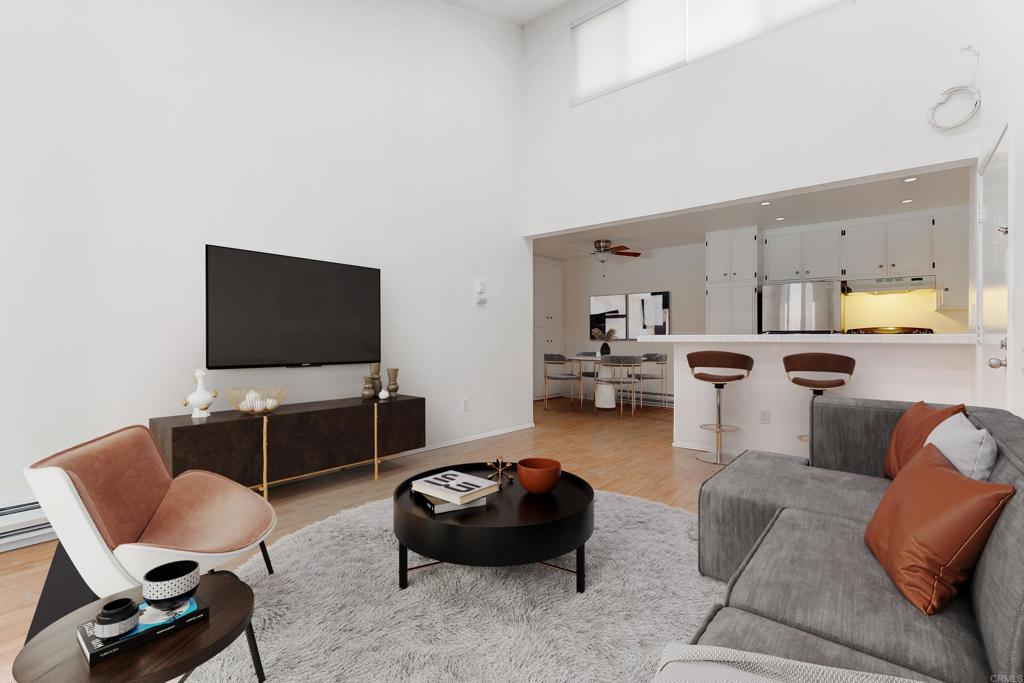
<box><xmin>687</xmin><ymin>351</ymin><xmax>754</xmax><ymax>465</ymax></box>
<box><xmin>783</xmin><ymin>352</ymin><xmax>855</xmax><ymax>442</ymax></box>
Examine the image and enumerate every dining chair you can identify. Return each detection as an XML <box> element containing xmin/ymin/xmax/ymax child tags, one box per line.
<box><xmin>576</xmin><ymin>351</ymin><xmax>599</xmax><ymax>403</ymax></box>
<box><xmin>543</xmin><ymin>353</ymin><xmax>582</xmax><ymax>411</ymax></box>
<box><xmin>595</xmin><ymin>355</ymin><xmax>642</xmax><ymax>417</ymax></box>
<box><xmin>639</xmin><ymin>352</ymin><xmax>668</xmax><ymax>408</ymax></box>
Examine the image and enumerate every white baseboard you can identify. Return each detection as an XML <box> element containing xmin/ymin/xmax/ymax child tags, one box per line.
<box><xmin>0</xmin><ymin>526</ymin><xmax>55</xmax><ymax>553</ymax></box>
<box><xmin>672</xmin><ymin>441</ymin><xmax>740</xmax><ymax>457</ymax></box>
<box><xmin>399</xmin><ymin>423</ymin><xmax>536</xmax><ymax>457</ymax></box>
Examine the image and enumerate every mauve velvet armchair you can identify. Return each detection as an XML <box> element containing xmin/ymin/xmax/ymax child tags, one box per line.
<box><xmin>25</xmin><ymin>425</ymin><xmax>276</xmax><ymax>598</ymax></box>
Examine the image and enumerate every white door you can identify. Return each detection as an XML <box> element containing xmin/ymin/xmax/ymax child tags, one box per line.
<box><xmin>706</xmin><ymin>236</ymin><xmax>731</xmax><ymax>284</ymax></box>
<box><xmin>976</xmin><ymin>131</ymin><xmax>1009</xmax><ymax>408</ymax></box>
<box><xmin>730</xmin><ymin>233</ymin><xmax>756</xmax><ymax>282</ymax></box>
<box><xmin>802</xmin><ymin>227</ymin><xmax>843</xmax><ymax>280</ymax></box>
<box><xmin>764</xmin><ymin>232</ymin><xmax>802</xmax><ymax>282</ymax></box>
<box><xmin>730</xmin><ymin>284</ymin><xmax>756</xmax><ymax>334</ymax></box>
<box><xmin>843</xmin><ymin>223</ymin><xmax>887</xmax><ymax>279</ymax></box>
<box><xmin>706</xmin><ymin>286</ymin><xmax>731</xmax><ymax>334</ymax></box>
<box><xmin>933</xmin><ymin>210</ymin><xmax>970</xmax><ymax>310</ymax></box>
<box><xmin>886</xmin><ymin>217</ymin><xmax>933</xmax><ymax>276</ymax></box>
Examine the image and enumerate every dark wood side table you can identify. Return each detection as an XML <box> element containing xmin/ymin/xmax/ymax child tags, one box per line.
<box><xmin>393</xmin><ymin>463</ymin><xmax>595</xmax><ymax>592</ymax></box>
<box><xmin>13</xmin><ymin>572</ymin><xmax>265</xmax><ymax>683</ymax></box>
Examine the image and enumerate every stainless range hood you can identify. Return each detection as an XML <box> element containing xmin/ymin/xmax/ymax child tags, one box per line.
<box><xmin>843</xmin><ymin>275</ymin><xmax>936</xmax><ymax>295</ymax></box>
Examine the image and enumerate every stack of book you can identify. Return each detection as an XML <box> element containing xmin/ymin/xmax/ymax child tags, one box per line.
<box><xmin>77</xmin><ymin>598</ymin><xmax>210</xmax><ymax>666</ymax></box>
<box><xmin>412</xmin><ymin>470</ymin><xmax>498</xmax><ymax>515</ymax></box>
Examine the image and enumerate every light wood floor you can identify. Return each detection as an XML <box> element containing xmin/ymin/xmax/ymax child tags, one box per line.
<box><xmin>0</xmin><ymin>399</ymin><xmax>719</xmax><ymax>681</ymax></box>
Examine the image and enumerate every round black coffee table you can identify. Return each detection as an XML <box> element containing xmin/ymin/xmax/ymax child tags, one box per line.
<box><xmin>393</xmin><ymin>463</ymin><xmax>594</xmax><ymax>592</ymax></box>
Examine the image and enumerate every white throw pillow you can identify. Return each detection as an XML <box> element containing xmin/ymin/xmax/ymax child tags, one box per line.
<box><xmin>925</xmin><ymin>412</ymin><xmax>998</xmax><ymax>480</ymax></box>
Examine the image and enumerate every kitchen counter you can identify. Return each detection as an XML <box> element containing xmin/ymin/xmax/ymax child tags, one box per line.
<box><xmin>648</xmin><ymin>334</ymin><xmax>978</xmax><ymax>459</ymax></box>
<box><xmin>638</xmin><ymin>333</ymin><xmax>977</xmax><ymax>345</ymax></box>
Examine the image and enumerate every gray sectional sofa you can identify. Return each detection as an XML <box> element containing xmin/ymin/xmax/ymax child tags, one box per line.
<box><xmin>692</xmin><ymin>396</ymin><xmax>1024</xmax><ymax>683</ymax></box>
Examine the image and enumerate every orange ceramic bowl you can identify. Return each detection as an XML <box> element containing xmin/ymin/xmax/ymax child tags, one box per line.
<box><xmin>517</xmin><ymin>458</ymin><xmax>562</xmax><ymax>494</ymax></box>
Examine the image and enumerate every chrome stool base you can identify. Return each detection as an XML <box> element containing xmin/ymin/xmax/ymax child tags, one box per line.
<box><xmin>698</xmin><ymin>423</ymin><xmax>739</xmax><ymax>465</ymax></box>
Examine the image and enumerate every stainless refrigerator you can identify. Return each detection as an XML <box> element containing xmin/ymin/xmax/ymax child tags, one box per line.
<box><xmin>761</xmin><ymin>281</ymin><xmax>842</xmax><ymax>333</ymax></box>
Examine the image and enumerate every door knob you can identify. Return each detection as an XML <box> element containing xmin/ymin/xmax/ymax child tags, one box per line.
<box><xmin>805</xmin><ymin>270</ymin><xmax>810</xmax><ymax>274</ymax></box>
<box><xmin>891</xmin><ymin>264</ymin><xmax>896</xmax><ymax>268</ymax></box>
<box><xmin>878</xmin><ymin>264</ymin><xmax>883</xmax><ymax>268</ymax></box>
<box><xmin>989</xmin><ymin>358</ymin><xmax>1007</xmax><ymax>369</ymax></box>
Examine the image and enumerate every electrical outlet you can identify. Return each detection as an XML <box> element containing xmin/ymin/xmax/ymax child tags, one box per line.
<box><xmin>760</xmin><ymin>410</ymin><xmax>770</xmax><ymax>425</ymax></box>
<box><xmin>462</xmin><ymin>398</ymin><xmax>470</xmax><ymax>413</ymax></box>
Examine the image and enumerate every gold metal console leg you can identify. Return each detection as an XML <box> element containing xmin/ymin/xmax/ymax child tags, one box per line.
<box><xmin>374</xmin><ymin>401</ymin><xmax>380</xmax><ymax>481</ymax></box>
<box><xmin>261</xmin><ymin>415</ymin><xmax>269</xmax><ymax>500</ymax></box>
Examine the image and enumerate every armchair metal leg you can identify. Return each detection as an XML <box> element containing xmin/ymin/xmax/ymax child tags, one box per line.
<box><xmin>259</xmin><ymin>541</ymin><xmax>274</xmax><ymax>575</ymax></box>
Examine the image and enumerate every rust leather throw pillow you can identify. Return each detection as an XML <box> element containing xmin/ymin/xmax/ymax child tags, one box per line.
<box><xmin>885</xmin><ymin>402</ymin><xmax>965</xmax><ymax>478</ymax></box>
<box><xmin>865</xmin><ymin>443</ymin><xmax>1014</xmax><ymax>615</ymax></box>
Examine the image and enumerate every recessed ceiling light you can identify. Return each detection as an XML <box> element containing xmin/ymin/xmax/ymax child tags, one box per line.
<box><xmin>760</xmin><ymin>201</ymin><xmax>772</xmax><ymax>206</ymax></box>
<box><xmin>775</xmin><ymin>217</ymin><xmax>785</xmax><ymax>221</ymax></box>
<box><xmin>901</xmin><ymin>199</ymin><xmax>914</xmax><ymax>204</ymax></box>
<box><xmin>903</xmin><ymin>177</ymin><xmax>918</xmax><ymax>183</ymax></box>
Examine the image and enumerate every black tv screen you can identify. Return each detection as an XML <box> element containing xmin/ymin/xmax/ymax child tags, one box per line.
<box><xmin>206</xmin><ymin>246</ymin><xmax>381</xmax><ymax>369</ymax></box>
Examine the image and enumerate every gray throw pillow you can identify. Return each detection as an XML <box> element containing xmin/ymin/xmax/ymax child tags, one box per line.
<box><xmin>925</xmin><ymin>412</ymin><xmax>998</xmax><ymax>480</ymax></box>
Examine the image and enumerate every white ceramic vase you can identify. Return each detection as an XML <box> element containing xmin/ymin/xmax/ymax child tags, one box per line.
<box><xmin>184</xmin><ymin>369</ymin><xmax>217</xmax><ymax>419</ymax></box>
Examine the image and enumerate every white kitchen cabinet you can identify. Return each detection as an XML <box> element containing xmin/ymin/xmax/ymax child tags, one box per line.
<box><xmin>842</xmin><ymin>222</ymin><xmax>887</xmax><ymax>279</ymax></box>
<box><xmin>763</xmin><ymin>231</ymin><xmax>803</xmax><ymax>282</ymax></box>
<box><xmin>730</xmin><ymin>284</ymin><xmax>757</xmax><ymax>334</ymax></box>
<box><xmin>801</xmin><ymin>227</ymin><xmax>843</xmax><ymax>280</ymax></box>
<box><xmin>885</xmin><ymin>217</ymin><xmax>933</xmax><ymax>276</ymax></box>
<box><xmin>706</xmin><ymin>236</ymin><xmax>732</xmax><ymax>284</ymax></box>
<box><xmin>933</xmin><ymin>211</ymin><xmax>969</xmax><ymax>309</ymax></box>
<box><xmin>707</xmin><ymin>230</ymin><xmax>756</xmax><ymax>284</ymax></box>
<box><xmin>533</xmin><ymin>258</ymin><xmax>564</xmax><ymax>328</ymax></box>
<box><xmin>706</xmin><ymin>284</ymin><xmax>756</xmax><ymax>334</ymax></box>
<box><xmin>730</xmin><ymin>233</ymin><xmax>757</xmax><ymax>282</ymax></box>
<box><xmin>706</xmin><ymin>285</ymin><xmax>732</xmax><ymax>334</ymax></box>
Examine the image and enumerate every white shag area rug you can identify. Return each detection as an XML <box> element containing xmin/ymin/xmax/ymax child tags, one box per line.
<box><xmin>190</xmin><ymin>491</ymin><xmax>724</xmax><ymax>683</ymax></box>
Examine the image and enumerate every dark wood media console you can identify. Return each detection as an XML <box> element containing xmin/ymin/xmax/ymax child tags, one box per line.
<box><xmin>150</xmin><ymin>395</ymin><xmax>425</xmax><ymax>496</ymax></box>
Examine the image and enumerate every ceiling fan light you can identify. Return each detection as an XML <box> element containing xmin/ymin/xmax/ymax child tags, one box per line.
<box><xmin>595</xmin><ymin>252</ymin><xmax>610</xmax><ymax>263</ymax></box>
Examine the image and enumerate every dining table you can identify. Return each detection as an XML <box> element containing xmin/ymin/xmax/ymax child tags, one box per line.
<box><xmin>567</xmin><ymin>355</ymin><xmax>617</xmax><ymax>409</ymax></box>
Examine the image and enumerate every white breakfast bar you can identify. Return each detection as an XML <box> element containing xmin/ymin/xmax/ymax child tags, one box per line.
<box><xmin>638</xmin><ymin>334</ymin><xmax>979</xmax><ymax>459</ymax></box>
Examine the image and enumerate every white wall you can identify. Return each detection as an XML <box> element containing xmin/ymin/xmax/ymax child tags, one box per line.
<box><xmin>522</xmin><ymin>0</ymin><xmax>980</xmax><ymax>235</ymax></box>
<box><xmin>562</xmin><ymin>244</ymin><xmax>706</xmax><ymax>396</ymax></box>
<box><xmin>0</xmin><ymin>0</ymin><xmax>531</xmax><ymax>510</ymax></box>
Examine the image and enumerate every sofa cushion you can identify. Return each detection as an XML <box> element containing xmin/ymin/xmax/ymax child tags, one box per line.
<box><xmin>695</xmin><ymin>606</ymin><xmax>942</xmax><ymax>683</ymax></box>
<box><xmin>726</xmin><ymin>508</ymin><xmax>989</xmax><ymax>683</ymax></box>
<box><xmin>865</xmin><ymin>444</ymin><xmax>1014</xmax><ymax>615</ymax></box>
<box><xmin>965</xmin><ymin>407</ymin><xmax>1024</xmax><ymax>679</ymax></box>
<box><xmin>885</xmin><ymin>402</ymin><xmax>964</xmax><ymax>478</ymax></box>
<box><xmin>698</xmin><ymin>451</ymin><xmax>888</xmax><ymax>581</ymax></box>
<box><xmin>926</xmin><ymin>412</ymin><xmax>998</xmax><ymax>480</ymax></box>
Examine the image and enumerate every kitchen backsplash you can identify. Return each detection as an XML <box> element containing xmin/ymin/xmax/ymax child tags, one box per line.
<box><xmin>842</xmin><ymin>290</ymin><xmax>969</xmax><ymax>333</ymax></box>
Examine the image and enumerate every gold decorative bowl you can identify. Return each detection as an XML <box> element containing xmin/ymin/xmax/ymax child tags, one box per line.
<box><xmin>228</xmin><ymin>387</ymin><xmax>287</xmax><ymax>415</ymax></box>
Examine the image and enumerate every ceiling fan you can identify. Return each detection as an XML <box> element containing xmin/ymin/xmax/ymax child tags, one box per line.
<box><xmin>591</xmin><ymin>239</ymin><xmax>641</xmax><ymax>276</ymax></box>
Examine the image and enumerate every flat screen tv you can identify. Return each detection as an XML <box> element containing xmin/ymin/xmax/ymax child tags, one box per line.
<box><xmin>206</xmin><ymin>245</ymin><xmax>381</xmax><ymax>369</ymax></box>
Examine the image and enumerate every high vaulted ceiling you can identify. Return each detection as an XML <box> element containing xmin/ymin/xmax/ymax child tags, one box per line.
<box><xmin>445</xmin><ymin>0</ymin><xmax>572</xmax><ymax>25</ymax></box>
<box><xmin>533</xmin><ymin>166</ymin><xmax>972</xmax><ymax>260</ymax></box>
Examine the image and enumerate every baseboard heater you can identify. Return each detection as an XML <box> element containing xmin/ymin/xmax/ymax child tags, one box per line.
<box><xmin>0</xmin><ymin>502</ymin><xmax>55</xmax><ymax>552</ymax></box>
